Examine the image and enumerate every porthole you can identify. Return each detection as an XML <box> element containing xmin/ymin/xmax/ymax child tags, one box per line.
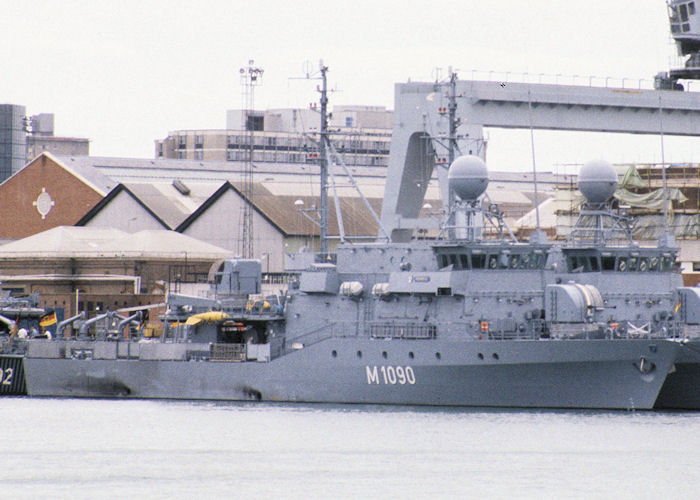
<box><xmin>357</xmin><ymin>350</ymin><xmax>362</xmax><ymax>358</ymax></box>
<box><xmin>492</xmin><ymin>353</ymin><xmax>499</xmax><ymax>360</ymax></box>
<box><xmin>435</xmin><ymin>352</ymin><xmax>441</xmax><ymax>360</ymax></box>
<box><xmin>332</xmin><ymin>350</ymin><xmax>337</xmax><ymax>358</ymax></box>
<box><xmin>382</xmin><ymin>351</ymin><xmax>388</xmax><ymax>359</ymax></box>
<box><xmin>408</xmin><ymin>351</ymin><xmax>415</xmax><ymax>359</ymax></box>
<box><xmin>478</xmin><ymin>353</ymin><xmax>484</xmax><ymax>360</ymax></box>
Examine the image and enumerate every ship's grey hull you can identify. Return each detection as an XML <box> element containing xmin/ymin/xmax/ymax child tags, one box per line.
<box><xmin>655</xmin><ymin>339</ymin><xmax>700</xmax><ymax>410</ymax></box>
<box><xmin>24</xmin><ymin>338</ymin><xmax>678</xmax><ymax>410</ymax></box>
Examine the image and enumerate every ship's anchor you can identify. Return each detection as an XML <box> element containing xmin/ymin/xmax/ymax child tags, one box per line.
<box><xmin>635</xmin><ymin>356</ymin><xmax>656</xmax><ymax>375</ymax></box>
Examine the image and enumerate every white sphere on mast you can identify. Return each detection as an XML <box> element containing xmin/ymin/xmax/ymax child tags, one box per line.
<box><xmin>448</xmin><ymin>155</ymin><xmax>489</xmax><ymax>201</ymax></box>
<box><xmin>578</xmin><ymin>159</ymin><xmax>618</xmax><ymax>203</ymax></box>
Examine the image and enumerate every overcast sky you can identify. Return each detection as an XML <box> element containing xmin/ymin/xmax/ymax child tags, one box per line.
<box><xmin>1</xmin><ymin>0</ymin><xmax>697</xmax><ymax>172</ymax></box>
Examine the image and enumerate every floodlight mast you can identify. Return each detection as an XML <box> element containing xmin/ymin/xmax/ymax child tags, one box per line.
<box><xmin>239</xmin><ymin>60</ymin><xmax>263</xmax><ymax>259</ymax></box>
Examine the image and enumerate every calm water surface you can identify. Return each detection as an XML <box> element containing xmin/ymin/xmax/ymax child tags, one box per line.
<box><xmin>1</xmin><ymin>398</ymin><xmax>699</xmax><ymax>499</ymax></box>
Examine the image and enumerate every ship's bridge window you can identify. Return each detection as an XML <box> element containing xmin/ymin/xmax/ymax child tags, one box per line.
<box><xmin>612</xmin><ymin>254</ymin><xmax>659</xmax><ymax>273</ymax></box>
<box><xmin>626</xmin><ymin>256</ymin><xmax>638</xmax><ymax>272</ymax></box>
<box><xmin>601</xmin><ymin>255</ymin><xmax>616</xmax><ymax>271</ymax></box>
<box><xmin>493</xmin><ymin>252</ymin><xmax>512</xmax><ymax>269</ymax></box>
<box><xmin>438</xmin><ymin>250</ymin><xmax>544</xmax><ymax>270</ymax></box>
<box><xmin>566</xmin><ymin>254</ymin><xmax>600</xmax><ymax>273</ymax></box>
<box><xmin>638</xmin><ymin>257</ymin><xmax>650</xmax><ymax>272</ymax></box>
<box><xmin>617</xmin><ymin>256</ymin><xmax>628</xmax><ymax>272</ymax></box>
<box><xmin>507</xmin><ymin>253</ymin><xmax>528</xmax><ymax>269</ymax></box>
<box><xmin>661</xmin><ymin>255</ymin><xmax>675</xmax><ymax>272</ymax></box>
<box><xmin>459</xmin><ymin>254</ymin><xmax>469</xmax><ymax>269</ymax></box>
<box><xmin>472</xmin><ymin>253</ymin><xmax>486</xmax><ymax>269</ymax></box>
<box><xmin>531</xmin><ymin>252</ymin><xmax>546</xmax><ymax>270</ymax></box>
<box><xmin>508</xmin><ymin>254</ymin><xmax>521</xmax><ymax>269</ymax></box>
<box><xmin>436</xmin><ymin>251</ymin><xmax>470</xmax><ymax>270</ymax></box>
<box><xmin>649</xmin><ymin>256</ymin><xmax>660</xmax><ymax>271</ymax></box>
<box><xmin>509</xmin><ymin>252</ymin><xmax>541</xmax><ymax>270</ymax></box>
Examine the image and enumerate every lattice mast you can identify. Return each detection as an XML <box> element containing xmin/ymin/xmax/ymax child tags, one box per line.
<box><xmin>239</xmin><ymin>60</ymin><xmax>263</xmax><ymax>258</ymax></box>
<box><xmin>446</xmin><ymin>69</ymin><xmax>459</xmax><ymax>239</ymax></box>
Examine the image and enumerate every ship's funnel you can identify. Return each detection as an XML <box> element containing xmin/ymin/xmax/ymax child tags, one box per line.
<box><xmin>578</xmin><ymin>159</ymin><xmax>618</xmax><ymax>204</ymax></box>
<box><xmin>448</xmin><ymin>155</ymin><xmax>488</xmax><ymax>202</ymax></box>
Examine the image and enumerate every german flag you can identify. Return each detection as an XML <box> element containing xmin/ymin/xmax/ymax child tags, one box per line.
<box><xmin>40</xmin><ymin>311</ymin><xmax>57</xmax><ymax>327</ymax></box>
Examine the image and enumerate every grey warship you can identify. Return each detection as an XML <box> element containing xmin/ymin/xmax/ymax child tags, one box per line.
<box><xmin>564</xmin><ymin>164</ymin><xmax>700</xmax><ymax>411</ymax></box>
<box><xmin>551</xmin><ymin>159</ymin><xmax>700</xmax><ymax>409</ymax></box>
<box><xmin>16</xmin><ymin>147</ymin><xmax>681</xmax><ymax>408</ymax></box>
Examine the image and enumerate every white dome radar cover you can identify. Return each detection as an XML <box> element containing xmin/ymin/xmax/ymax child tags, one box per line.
<box><xmin>448</xmin><ymin>155</ymin><xmax>488</xmax><ymax>201</ymax></box>
<box><xmin>578</xmin><ymin>159</ymin><xmax>618</xmax><ymax>203</ymax></box>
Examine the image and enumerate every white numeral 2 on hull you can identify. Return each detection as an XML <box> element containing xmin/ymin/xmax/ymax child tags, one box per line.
<box><xmin>1</xmin><ymin>368</ymin><xmax>13</xmax><ymax>386</ymax></box>
<box><xmin>366</xmin><ymin>366</ymin><xmax>415</xmax><ymax>385</ymax></box>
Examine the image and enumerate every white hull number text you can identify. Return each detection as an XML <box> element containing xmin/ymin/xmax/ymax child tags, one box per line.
<box><xmin>366</xmin><ymin>365</ymin><xmax>415</xmax><ymax>385</ymax></box>
<box><xmin>1</xmin><ymin>368</ymin><xmax>13</xmax><ymax>386</ymax></box>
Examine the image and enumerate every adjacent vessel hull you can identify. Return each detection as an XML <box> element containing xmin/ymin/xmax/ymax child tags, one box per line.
<box><xmin>655</xmin><ymin>339</ymin><xmax>700</xmax><ymax>409</ymax></box>
<box><xmin>23</xmin><ymin>338</ymin><xmax>677</xmax><ymax>410</ymax></box>
<box><xmin>0</xmin><ymin>355</ymin><xmax>26</xmax><ymax>396</ymax></box>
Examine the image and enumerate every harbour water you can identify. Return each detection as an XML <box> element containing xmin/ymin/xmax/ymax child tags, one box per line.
<box><xmin>2</xmin><ymin>398</ymin><xmax>699</xmax><ymax>499</ymax></box>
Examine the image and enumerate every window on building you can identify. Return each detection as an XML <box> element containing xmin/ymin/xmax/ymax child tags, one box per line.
<box><xmin>246</xmin><ymin>115</ymin><xmax>264</xmax><ymax>131</ymax></box>
<box><xmin>194</xmin><ymin>150</ymin><xmax>203</xmax><ymax>160</ymax></box>
<box><xmin>345</xmin><ymin>117</ymin><xmax>353</xmax><ymax>127</ymax></box>
<box><xmin>194</xmin><ymin>135</ymin><xmax>203</xmax><ymax>148</ymax></box>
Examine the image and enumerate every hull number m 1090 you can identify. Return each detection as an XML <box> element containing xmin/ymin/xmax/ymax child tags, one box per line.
<box><xmin>366</xmin><ymin>366</ymin><xmax>416</xmax><ymax>385</ymax></box>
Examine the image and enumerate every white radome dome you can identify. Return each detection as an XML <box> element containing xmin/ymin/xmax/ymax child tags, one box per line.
<box><xmin>578</xmin><ymin>159</ymin><xmax>618</xmax><ymax>203</ymax></box>
<box><xmin>448</xmin><ymin>155</ymin><xmax>488</xmax><ymax>201</ymax></box>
